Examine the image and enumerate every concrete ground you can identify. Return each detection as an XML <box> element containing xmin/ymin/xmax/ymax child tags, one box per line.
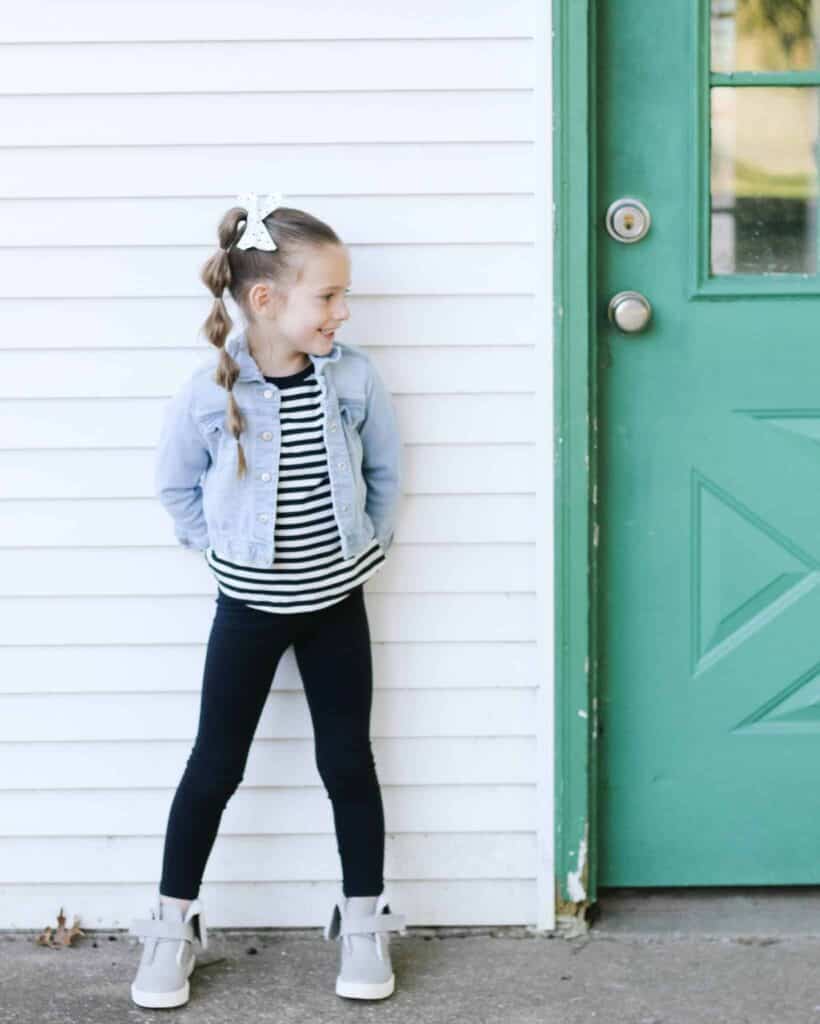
<box><xmin>3</xmin><ymin>889</ymin><xmax>820</xmax><ymax>1023</ymax></box>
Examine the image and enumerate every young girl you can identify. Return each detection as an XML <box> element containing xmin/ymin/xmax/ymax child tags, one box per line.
<box><xmin>128</xmin><ymin>193</ymin><xmax>406</xmax><ymax>1009</ymax></box>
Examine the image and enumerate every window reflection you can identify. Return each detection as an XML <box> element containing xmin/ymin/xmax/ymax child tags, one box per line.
<box><xmin>710</xmin><ymin>86</ymin><xmax>819</xmax><ymax>274</ymax></box>
<box><xmin>711</xmin><ymin>0</ymin><xmax>817</xmax><ymax>73</ymax></box>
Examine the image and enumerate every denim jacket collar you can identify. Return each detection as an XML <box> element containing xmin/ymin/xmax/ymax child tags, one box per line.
<box><xmin>227</xmin><ymin>327</ymin><xmax>342</xmax><ymax>383</ymax></box>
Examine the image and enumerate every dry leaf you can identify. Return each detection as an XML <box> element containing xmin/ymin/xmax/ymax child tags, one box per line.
<box><xmin>35</xmin><ymin>906</ymin><xmax>85</xmax><ymax>948</ymax></box>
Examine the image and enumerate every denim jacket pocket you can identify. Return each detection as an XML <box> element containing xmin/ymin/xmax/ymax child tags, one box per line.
<box><xmin>195</xmin><ymin>409</ymin><xmax>227</xmax><ymax>461</ymax></box>
<box><xmin>338</xmin><ymin>396</ymin><xmax>366</xmax><ymax>430</ymax></box>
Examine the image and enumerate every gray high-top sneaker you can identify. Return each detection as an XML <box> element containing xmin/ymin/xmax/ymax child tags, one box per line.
<box><xmin>324</xmin><ymin>893</ymin><xmax>407</xmax><ymax>999</ymax></box>
<box><xmin>129</xmin><ymin>894</ymin><xmax>208</xmax><ymax>1008</ymax></box>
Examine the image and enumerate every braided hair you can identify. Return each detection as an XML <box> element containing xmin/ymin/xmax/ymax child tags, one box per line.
<box><xmin>199</xmin><ymin>203</ymin><xmax>342</xmax><ymax>479</ymax></box>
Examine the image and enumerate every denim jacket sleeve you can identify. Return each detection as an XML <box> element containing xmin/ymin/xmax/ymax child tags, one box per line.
<box><xmin>360</xmin><ymin>359</ymin><xmax>402</xmax><ymax>553</ymax></box>
<box><xmin>154</xmin><ymin>377</ymin><xmax>211</xmax><ymax>551</ymax></box>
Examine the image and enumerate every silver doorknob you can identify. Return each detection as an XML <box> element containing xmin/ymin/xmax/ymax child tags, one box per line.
<box><xmin>607</xmin><ymin>290</ymin><xmax>652</xmax><ymax>333</ymax></box>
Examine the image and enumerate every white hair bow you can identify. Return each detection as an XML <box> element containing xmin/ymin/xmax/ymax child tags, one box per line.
<box><xmin>234</xmin><ymin>192</ymin><xmax>284</xmax><ymax>251</ymax></box>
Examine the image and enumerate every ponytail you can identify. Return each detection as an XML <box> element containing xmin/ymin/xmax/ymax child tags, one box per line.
<box><xmin>199</xmin><ymin>209</ymin><xmax>250</xmax><ymax>479</ymax></box>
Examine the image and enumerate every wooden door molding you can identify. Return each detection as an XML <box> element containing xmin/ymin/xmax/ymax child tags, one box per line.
<box><xmin>553</xmin><ymin>0</ymin><xmax>598</xmax><ymax>918</ymax></box>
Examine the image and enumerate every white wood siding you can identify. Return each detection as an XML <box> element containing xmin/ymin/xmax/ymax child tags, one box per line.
<box><xmin>0</xmin><ymin>0</ymin><xmax>554</xmax><ymax>930</ymax></box>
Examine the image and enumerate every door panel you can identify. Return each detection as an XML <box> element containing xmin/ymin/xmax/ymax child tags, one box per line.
<box><xmin>598</xmin><ymin>0</ymin><xmax>820</xmax><ymax>884</ymax></box>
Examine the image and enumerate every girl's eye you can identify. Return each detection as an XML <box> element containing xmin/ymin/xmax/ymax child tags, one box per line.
<box><xmin>323</xmin><ymin>290</ymin><xmax>352</xmax><ymax>299</ymax></box>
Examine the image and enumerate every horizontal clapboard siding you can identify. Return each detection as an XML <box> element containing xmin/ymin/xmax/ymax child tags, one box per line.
<box><xmin>0</xmin><ymin>0</ymin><xmax>548</xmax><ymax>931</ymax></box>
<box><xmin>0</xmin><ymin>882</ymin><xmax>538</xmax><ymax>931</ymax></box>
<box><xmin>0</xmin><ymin>1</ymin><xmax>535</xmax><ymax>43</ymax></box>
<box><xmin>2</xmin><ymin>690</ymin><xmax>537</xmax><ymax>741</ymax></box>
<box><xmin>0</xmin><ymin>641</ymin><xmax>535</xmax><ymax>693</ymax></box>
<box><xmin>0</xmin><ymin>40</ymin><xmax>533</xmax><ymax>92</ymax></box>
<box><xmin>3</xmin><ymin>833</ymin><xmax>538</xmax><ymax>886</ymax></box>
<box><xmin>0</xmin><ymin>546</ymin><xmax>535</xmax><ymax>596</ymax></box>
<box><xmin>0</xmin><ymin>245</ymin><xmax>534</xmax><ymax>298</ymax></box>
<box><xmin>2</xmin><ymin>785</ymin><xmax>537</xmax><ymax>834</ymax></box>
<box><xmin>3</xmin><ymin>595</ymin><xmax>535</xmax><ymax>645</ymax></box>
<box><xmin>1</xmin><ymin>94</ymin><xmax>534</xmax><ymax>145</ymax></box>
<box><xmin>0</xmin><ymin>295</ymin><xmax>535</xmax><ymax>347</ymax></box>
<box><xmin>4</xmin><ymin>346</ymin><xmax>534</xmax><ymax>396</ymax></box>
<box><xmin>2</xmin><ymin>502</ymin><xmax>535</xmax><ymax>552</ymax></box>
<box><xmin>0</xmin><ymin>737</ymin><xmax>536</xmax><ymax>783</ymax></box>
<box><xmin>2</xmin><ymin>146</ymin><xmax>533</xmax><ymax>196</ymax></box>
<box><xmin>1</xmin><ymin>197</ymin><xmax>536</xmax><ymax>247</ymax></box>
<box><xmin>3</xmin><ymin>444</ymin><xmax>533</xmax><ymax>496</ymax></box>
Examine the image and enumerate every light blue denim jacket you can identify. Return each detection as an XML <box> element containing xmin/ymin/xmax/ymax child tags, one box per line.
<box><xmin>154</xmin><ymin>328</ymin><xmax>402</xmax><ymax>567</ymax></box>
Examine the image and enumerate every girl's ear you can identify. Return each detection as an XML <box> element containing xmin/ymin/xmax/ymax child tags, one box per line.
<box><xmin>247</xmin><ymin>280</ymin><xmax>281</xmax><ymax>318</ymax></box>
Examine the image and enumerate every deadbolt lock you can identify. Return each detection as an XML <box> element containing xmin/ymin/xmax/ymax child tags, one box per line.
<box><xmin>605</xmin><ymin>197</ymin><xmax>651</xmax><ymax>243</ymax></box>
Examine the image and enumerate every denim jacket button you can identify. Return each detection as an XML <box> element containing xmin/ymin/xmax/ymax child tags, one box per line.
<box><xmin>261</xmin><ymin>431</ymin><xmax>272</xmax><ymax>440</ymax></box>
<box><xmin>260</xmin><ymin>471</ymin><xmax>271</xmax><ymax>481</ymax></box>
<box><xmin>258</xmin><ymin>513</ymin><xmax>269</xmax><ymax>522</ymax></box>
<box><xmin>263</xmin><ymin>389</ymin><xmax>273</xmax><ymax>398</ymax></box>
<box><xmin>342</xmin><ymin>503</ymin><xmax>349</xmax><ymax>511</ymax></box>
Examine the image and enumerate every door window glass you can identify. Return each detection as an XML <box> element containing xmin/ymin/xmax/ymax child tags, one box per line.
<box><xmin>710</xmin><ymin>1</ymin><xmax>820</xmax><ymax>275</ymax></box>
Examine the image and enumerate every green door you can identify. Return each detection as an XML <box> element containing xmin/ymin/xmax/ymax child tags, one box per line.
<box><xmin>599</xmin><ymin>1</ymin><xmax>820</xmax><ymax>884</ymax></box>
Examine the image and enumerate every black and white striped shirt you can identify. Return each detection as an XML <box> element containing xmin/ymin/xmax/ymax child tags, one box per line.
<box><xmin>204</xmin><ymin>361</ymin><xmax>386</xmax><ymax>613</ymax></box>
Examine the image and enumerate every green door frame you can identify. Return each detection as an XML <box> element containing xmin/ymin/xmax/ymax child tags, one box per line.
<box><xmin>553</xmin><ymin>0</ymin><xmax>598</xmax><ymax>917</ymax></box>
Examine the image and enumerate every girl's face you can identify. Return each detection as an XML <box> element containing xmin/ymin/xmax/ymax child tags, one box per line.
<box><xmin>264</xmin><ymin>244</ymin><xmax>352</xmax><ymax>357</ymax></box>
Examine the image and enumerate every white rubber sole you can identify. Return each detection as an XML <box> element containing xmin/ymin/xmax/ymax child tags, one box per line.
<box><xmin>336</xmin><ymin>972</ymin><xmax>395</xmax><ymax>1000</ymax></box>
<box><xmin>131</xmin><ymin>952</ymin><xmax>196</xmax><ymax>1008</ymax></box>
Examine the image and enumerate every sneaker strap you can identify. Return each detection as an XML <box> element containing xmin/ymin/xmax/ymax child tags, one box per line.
<box><xmin>340</xmin><ymin>908</ymin><xmax>407</xmax><ymax>937</ymax></box>
<box><xmin>324</xmin><ymin>900</ymin><xmax>408</xmax><ymax>941</ymax></box>
<box><xmin>129</xmin><ymin>917</ymin><xmax>195</xmax><ymax>942</ymax></box>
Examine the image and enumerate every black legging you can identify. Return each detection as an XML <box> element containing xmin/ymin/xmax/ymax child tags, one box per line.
<box><xmin>159</xmin><ymin>583</ymin><xmax>385</xmax><ymax>900</ymax></box>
